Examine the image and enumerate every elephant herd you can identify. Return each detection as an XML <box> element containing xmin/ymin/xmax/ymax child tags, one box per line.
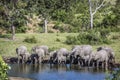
<box><xmin>16</xmin><ymin>45</ymin><xmax>115</xmax><ymax>69</ymax></box>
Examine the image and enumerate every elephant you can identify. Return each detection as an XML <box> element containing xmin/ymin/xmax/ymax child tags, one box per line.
<box><xmin>16</xmin><ymin>46</ymin><xmax>30</xmax><ymax>63</ymax></box>
<box><xmin>49</xmin><ymin>50</ymin><xmax>57</xmax><ymax>64</ymax></box>
<box><xmin>70</xmin><ymin>45</ymin><xmax>93</xmax><ymax>66</ymax></box>
<box><xmin>97</xmin><ymin>46</ymin><xmax>115</xmax><ymax>64</ymax></box>
<box><xmin>53</xmin><ymin>48</ymin><xmax>70</xmax><ymax>64</ymax></box>
<box><xmin>31</xmin><ymin>46</ymin><xmax>45</xmax><ymax>64</ymax></box>
<box><xmin>32</xmin><ymin>45</ymin><xmax>49</xmax><ymax>56</ymax></box>
<box><xmin>94</xmin><ymin>50</ymin><xmax>109</xmax><ymax>69</ymax></box>
<box><xmin>88</xmin><ymin>51</ymin><xmax>96</xmax><ymax>67</ymax></box>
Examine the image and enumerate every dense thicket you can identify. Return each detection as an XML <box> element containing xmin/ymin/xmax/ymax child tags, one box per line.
<box><xmin>0</xmin><ymin>0</ymin><xmax>119</xmax><ymax>34</ymax></box>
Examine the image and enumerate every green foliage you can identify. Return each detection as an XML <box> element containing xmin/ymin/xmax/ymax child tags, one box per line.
<box><xmin>56</xmin><ymin>38</ymin><xmax>61</xmax><ymax>42</ymax></box>
<box><xmin>110</xmin><ymin>69</ymin><xmax>120</xmax><ymax>80</ymax></box>
<box><xmin>106</xmin><ymin>68</ymin><xmax>120</xmax><ymax>80</ymax></box>
<box><xmin>23</xmin><ymin>36</ymin><xmax>38</xmax><ymax>43</ymax></box>
<box><xmin>0</xmin><ymin>56</ymin><xmax>10</xmax><ymax>80</ymax></box>
<box><xmin>0</xmin><ymin>0</ymin><xmax>119</xmax><ymax>34</ymax></box>
<box><xmin>53</xmin><ymin>22</ymin><xmax>73</xmax><ymax>32</ymax></box>
<box><xmin>16</xmin><ymin>26</ymin><xmax>27</xmax><ymax>33</ymax></box>
<box><xmin>66</xmin><ymin>30</ymin><xmax>111</xmax><ymax>45</ymax></box>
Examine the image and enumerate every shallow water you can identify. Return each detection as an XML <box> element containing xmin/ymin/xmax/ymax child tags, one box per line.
<box><xmin>8</xmin><ymin>64</ymin><xmax>107</xmax><ymax>80</ymax></box>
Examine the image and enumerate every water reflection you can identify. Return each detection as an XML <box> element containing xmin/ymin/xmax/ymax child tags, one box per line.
<box><xmin>8</xmin><ymin>64</ymin><xmax>106</xmax><ymax>80</ymax></box>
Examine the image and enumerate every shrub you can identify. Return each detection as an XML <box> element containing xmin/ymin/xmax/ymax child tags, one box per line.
<box><xmin>112</xmin><ymin>34</ymin><xmax>120</xmax><ymax>40</ymax></box>
<box><xmin>56</xmin><ymin>38</ymin><xmax>61</xmax><ymax>42</ymax></box>
<box><xmin>49</xmin><ymin>47</ymin><xmax>58</xmax><ymax>52</ymax></box>
<box><xmin>99</xmin><ymin>29</ymin><xmax>110</xmax><ymax>38</ymax></box>
<box><xmin>106</xmin><ymin>68</ymin><xmax>120</xmax><ymax>80</ymax></box>
<box><xmin>0</xmin><ymin>56</ymin><xmax>10</xmax><ymax>80</ymax></box>
<box><xmin>23</xmin><ymin>36</ymin><xmax>38</xmax><ymax>43</ymax></box>
<box><xmin>65</xmin><ymin>30</ymin><xmax>111</xmax><ymax>45</ymax></box>
<box><xmin>65</xmin><ymin>36</ymin><xmax>77</xmax><ymax>45</ymax></box>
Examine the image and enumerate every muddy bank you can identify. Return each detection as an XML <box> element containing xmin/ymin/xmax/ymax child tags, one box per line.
<box><xmin>9</xmin><ymin>77</ymin><xmax>32</xmax><ymax>80</ymax></box>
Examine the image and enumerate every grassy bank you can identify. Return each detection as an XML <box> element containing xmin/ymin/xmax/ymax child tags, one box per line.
<box><xmin>0</xmin><ymin>33</ymin><xmax>120</xmax><ymax>62</ymax></box>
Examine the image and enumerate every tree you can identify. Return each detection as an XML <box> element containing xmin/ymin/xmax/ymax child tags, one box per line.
<box><xmin>0</xmin><ymin>0</ymin><xmax>27</xmax><ymax>40</ymax></box>
<box><xmin>88</xmin><ymin>0</ymin><xmax>106</xmax><ymax>29</ymax></box>
<box><xmin>114</xmin><ymin>0</ymin><xmax>120</xmax><ymax>26</ymax></box>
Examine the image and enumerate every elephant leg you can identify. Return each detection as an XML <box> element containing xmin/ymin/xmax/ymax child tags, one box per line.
<box><xmin>71</xmin><ymin>58</ymin><xmax>74</xmax><ymax>64</ymax></box>
<box><xmin>81</xmin><ymin>59</ymin><xmax>84</xmax><ymax>67</ymax></box>
<box><xmin>58</xmin><ymin>60</ymin><xmax>61</xmax><ymax>64</ymax></box>
<box><xmin>21</xmin><ymin>56</ymin><xmax>23</xmax><ymax>64</ymax></box>
<box><xmin>88</xmin><ymin>59</ymin><xmax>91</xmax><ymax>67</ymax></box>
<box><xmin>64</xmin><ymin>59</ymin><xmax>67</xmax><ymax>66</ymax></box>
<box><xmin>102</xmin><ymin>61</ymin><xmax>104</xmax><ymax>69</ymax></box>
<box><xmin>50</xmin><ymin>57</ymin><xmax>53</xmax><ymax>64</ymax></box>
<box><xmin>34</xmin><ymin>57</ymin><xmax>37</xmax><ymax>64</ymax></box>
<box><xmin>105</xmin><ymin>60</ymin><xmax>108</xmax><ymax>70</ymax></box>
<box><xmin>53</xmin><ymin>57</ymin><xmax>57</xmax><ymax>64</ymax></box>
<box><xmin>23</xmin><ymin>55</ymin><xmax>25</xmax><ymax>63</ymax></box>
<box><xmin>78</xmin><ymin>60</ymin><xmax>81</xmax><ymax>66</ymax></box>
<box><xmin>97</xmin><ymin>61</ymin><xmax>99</xmax><ymax>68</ymax></box>
<box><xmin>18</xmin><ymin>55</ymin><xmax>20</xmax><ymax>63</ymax></box>
<box><xmin>93</xmin><ymin>61</ymin><xmax>95</xmax><ymax>68</ymax></box>
<box><xmin>38</xmin><ymin>57</ymin><xmax>42</xmax><ymax>64</ymax></box>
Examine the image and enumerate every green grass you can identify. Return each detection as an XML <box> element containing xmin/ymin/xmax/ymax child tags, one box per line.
<box><xmin>0</xmin><ymin>32</ymin><xmax>120</xmax><ymax>62</ymax></box>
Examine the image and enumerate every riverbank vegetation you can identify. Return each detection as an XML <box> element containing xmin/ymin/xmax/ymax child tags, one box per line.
<box><xmin>0</xmin><ymin>32</ymin><xmax>120</xmax><ymax>63</ymax></box>
<box><xmin>0</xmin><ymin>56</ymin><xmax>10</xmax><ymax>80</ymax></box>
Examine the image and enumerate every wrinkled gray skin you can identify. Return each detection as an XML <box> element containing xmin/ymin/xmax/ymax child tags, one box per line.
<box><xmin>94</xmin><ymin>50</ymin><xmax>109</xmax><ymax>69</ymax></box>
<box><xmin>16</xmin><ymin>46</ymin><xmax>30</xmax><ymax>63</ymax></box>
<box><xmin>39</xmin><ymin>45</ymin><xmax>49</xmax><ymax>56</ymax></box>
<box><xmin>31</xmin><ymin>46</ymin><xmax>45</xmax><ymax>64</ymax></box>
<box><xmin>70</xmin><ymin>45</ymin><xmax>92</xmax><ymax>66</ymax></box>
<box><xmin>53</xmin><ymin>48</ymin><xmax>70</xmax><ymax>64</ymax></box>
<box><xmin>97</xmin><ymin>46</ymin><xmax>115</xmax><ymax>64</ymax></box>
<box><xmin>32</xmin><ymin>45</ymin><xmax>49</xmax><ymax>56</ymax></box>
<box><xmin>88</xmin><ymin>51</ymin><xmax>96</xmax><ymax>67</ymax></box>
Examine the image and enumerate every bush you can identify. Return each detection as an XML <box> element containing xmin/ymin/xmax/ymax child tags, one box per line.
<box><xmin>65</xmin><ymin>36</ymin><xmax>77</xmax><ymax>45</ymax></box>
<box><xmin>112</xmin><ymin>35</ymin><xmax>120</xmax><ymax>40</ymax></box>
<box><xmin>23</xmin><ymin>36</ymin><xmax>38</xmax><ymax>43</ymax></box>
<box><xmin>0</xmin><ymin>56</ymin><xmax>10</xmax><ymax>80</ymax></box>
<box><xmin>65</xmin><ymin>30</ymin><xmax>111</xmax><ymax>45</ymax></box>
<box><xmin>56</xmin><ymin>38</ymin><xmax>61</xmax><ymax>42</ymax></box>
<box><xmin>106</xmin><ymin>68</ymin><xmax>120</xmax><ymax>80</ymax></box>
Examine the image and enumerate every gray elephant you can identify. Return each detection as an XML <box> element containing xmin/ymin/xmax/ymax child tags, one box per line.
<box><xmin>31</xmin><ymin>46</ymin><xmax>45</xmax><ymax>64</ymax></box>
<box><xmin>97</xmin><ymin>46</ymin><xmax>115</xmax><ymax>64</ymax></box>
<box><xmin>94</xmin><ymin>50</ymin><xmax>109</xmax><ymax>69</ymax></box>
<box><xmin>16</xmin><ymin>46</ymin><xmax>30</xmax><ymax>63</ymax></box>
<box><xmin>53</xmin><ymin>48</ymin><xmax>69</xmax><ymax>64</ymax></box>
<box><xmin>32</xmin><ymin>45</ymin><xmax>49</xmax><ymax>56</ymax></box>
<box><xmin>70</xmin><ymin>45</ymin><xmax>93</xmax><ymax>66</ymax></box>
<box><xmin>88</xmin><ymin>51</ymin><xmax>96</xmax><ymax>67</ymax></box>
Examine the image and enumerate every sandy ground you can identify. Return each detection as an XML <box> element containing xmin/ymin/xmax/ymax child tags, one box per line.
<box><xmin>9</xmin><ymin>77</ymin><xmax>32</xmax><ymax>80</ymax></box>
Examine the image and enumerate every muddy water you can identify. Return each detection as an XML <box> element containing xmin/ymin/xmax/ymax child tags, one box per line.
<box><xmin>8</xmin><ymin>64</ymin><xmax>108</xmax><ymax>80</ymax></box>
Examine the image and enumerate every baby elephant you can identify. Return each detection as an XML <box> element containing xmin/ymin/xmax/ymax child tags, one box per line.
<box><xmin>16</xmin><ymin>46</ymin><xmax>30</xmax><ymax>63</ymax></box>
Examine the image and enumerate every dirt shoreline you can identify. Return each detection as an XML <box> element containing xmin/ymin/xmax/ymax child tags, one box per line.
<box><xmin>9</xmin><ymin>77</ymin><xmax>32</xmax><ymax>80</ymax></box>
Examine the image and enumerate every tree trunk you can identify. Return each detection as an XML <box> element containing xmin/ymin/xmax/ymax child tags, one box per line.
<box><xmin>11</xmin><ymin>25</ymin><xmax>15</xmax><ymax>40</ymax></box>
<box><xmin>44</xmin><ymin>19</ymin><xmax>48</xmax><ymax>33</ymax></box>
<box><xmin>88</xmin><ymin>0</ymin><xmax>93</xmax><ymax>29</ymax></box>
<box><xmin>90</xmin><ymin>14</ymin><xmax>93</xmax><ymax>29</ymax></box>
